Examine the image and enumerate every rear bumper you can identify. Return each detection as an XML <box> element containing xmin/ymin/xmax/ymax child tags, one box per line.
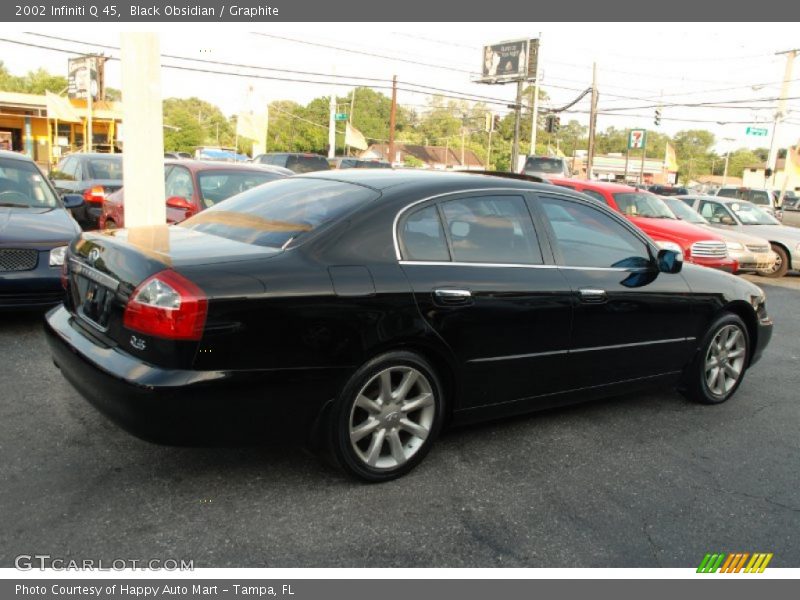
<box><xmin>44</xmin><ymin>305</ymin><xmax>346</xmax><ymax>445</ymax></box>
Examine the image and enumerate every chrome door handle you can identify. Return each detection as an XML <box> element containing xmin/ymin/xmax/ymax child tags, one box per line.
<box><xmin>578</xmin><ymin>288</ymin><xmax>607</xmax><ymax>303</ymax></box>
<box><xmin>434</xmin><ymin>289</ymin><xmax>472</xmax><ymax>305</ymax></box>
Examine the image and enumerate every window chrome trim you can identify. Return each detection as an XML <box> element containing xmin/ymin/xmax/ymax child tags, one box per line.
<box><xmin>468</xmin><ymin>337</ymin><xmax>696</xmax><ymax>364</ymax></box>
<box><xmin>399</xmin><ymin>260</ymin><xmax>648</xmax><ymax>272</ymax></box>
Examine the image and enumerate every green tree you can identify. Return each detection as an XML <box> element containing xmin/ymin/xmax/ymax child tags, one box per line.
<box><xmin>0</xmin><ymin>62</ymin><xmax>67</xmax><ymax>94</ymax></box>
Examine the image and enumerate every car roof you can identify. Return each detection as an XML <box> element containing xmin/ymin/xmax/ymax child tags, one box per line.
<box><xmin>296</xmin><ymin>168</ymin><xmax>559</xmax><ymax>194</ymax></box>
<box><xmin>164</xmin><ymin>158</ymin><xmax>288</xmax><ymax>173</ymax></box>
<box><xmin>0</xmin><ymin>149</ymin><xmax>35</xmax><ymax>163</ymax></box>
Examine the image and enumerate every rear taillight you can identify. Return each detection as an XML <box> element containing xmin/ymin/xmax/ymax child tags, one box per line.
<box><xmin>123</xmin><ymin>270</ymin><xmax>207</xmax><ymax>341</ymax></box>
<box><xmin>83</xmin><ymin>185</ymin><xmax>106</xmax><ymax>204</ymax></box>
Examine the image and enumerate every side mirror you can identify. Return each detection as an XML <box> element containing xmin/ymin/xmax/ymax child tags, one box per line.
<box><xmin>166</xmin><ymin>196</ymin><xmax>194</xmax><ymax>210</ymax></box>
<box><xmin>61</xmin><ymin>194</ymin><xmax>84</xmax><ymax>209</ymax></box>
<box><xmin>657</xmin><ymin>249</ymin><xmax>683</xmax><ymax>274</ymax></box>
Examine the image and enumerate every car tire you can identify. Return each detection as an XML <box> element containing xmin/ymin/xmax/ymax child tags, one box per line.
<box><xmin>759</xmin><ymin>244</ymin><xmax>788</xmax><ymax>278</ymax></box>
<box><xmin>326</xmin><ymin>351</ymin><xmax>444</xmax><ymax>482</ymax></box>
<box><xmin>681</xmin><ymin>313</ymin><xmax>750</xmax><ymax>405</ymax></box>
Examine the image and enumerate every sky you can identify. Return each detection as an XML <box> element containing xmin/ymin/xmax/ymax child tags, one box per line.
<box><xmin>2</xmin><ymin>23</ymin><xmax>800</xmax><ymax>154</ymax></box>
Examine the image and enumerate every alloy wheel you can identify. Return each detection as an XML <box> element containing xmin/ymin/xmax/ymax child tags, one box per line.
<box><xmin>704</xmin><ymin>324</ymin><xmax>746</xmax><ymax>397</ymax></box>
<box><xmin>348</xmin><ymin>366</ymin><xmax>436</xmax><ymax>470</ymax></box>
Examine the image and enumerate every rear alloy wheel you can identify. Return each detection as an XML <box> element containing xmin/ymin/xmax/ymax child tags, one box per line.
<box><xmin>328</xmin><ymin>351</ymin><xmax>444</xmax><ymax>482</ymax></box>
<box><xmin>759</xmin><ymin>244</ymin><xmax>788</xmax><ymax>278</ymax></box>
<box><xmin>682</xmin><ymin>313</ymin><xmax>749</xmax><ymax>405</ymax></box>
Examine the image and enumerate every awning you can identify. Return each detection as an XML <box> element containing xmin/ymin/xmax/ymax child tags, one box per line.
<box><xmin>45</xmin><ymin>91</ymin><xmax>82</xmax><ymax>123</ymax></box>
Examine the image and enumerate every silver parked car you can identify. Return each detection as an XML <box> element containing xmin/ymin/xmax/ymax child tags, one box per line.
<box><xmin>661</xmin><ymin>197</ymin><xmax>776</xmax><ymax>274</ymax></box>
<box><xmin>679</xmin><ymin>195</ymin><xmax>800</xmax><ymax>278</ymax></box>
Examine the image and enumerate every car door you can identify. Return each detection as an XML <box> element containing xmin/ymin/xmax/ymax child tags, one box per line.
<box><xmin>398</xmin><ymin>191</ymin><xmax>573</xmax><ymax>409</ymax></box>
<box><xmin>533</xmin><ymin>193</ymin><xmax>695</xmax><ymax>389</ymax></box>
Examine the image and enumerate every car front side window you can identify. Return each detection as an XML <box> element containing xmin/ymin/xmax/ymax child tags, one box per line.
<box><xmin>540</xmin><ymin>195</ymin><xmax>650</xmax><ymax>269</ymax></box>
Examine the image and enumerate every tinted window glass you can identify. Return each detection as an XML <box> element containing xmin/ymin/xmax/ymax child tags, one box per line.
<box><xmin>612</xmin><ymin>192</ymin><xmax>674</xmax><ymax>218</ymax></box>
<box><xmin>285</xmin><ymin>155</ymin><xmax>330</xmax><ymax>173</ymax></box>
<box><xmin>540</xmin><ymin>196</ymin><xmax>650</xmax><ymax>269</ymax></box>
<box><xmin>440</xmin><ymin>195</ymin><xmax>542</xmax><ymax>264</ymax></box>
<box><xmin>56</xmin><ymin>157</ymin><xmax>78</xmax><ymax>180</ymax></box>
<box><xmin>86</xmin><ymin>157</ymin><xmax>123</xmax><ymax>180</ymax></box>
<box><xmin>664</xmin><ymin>197</ymin><xmax>706</xmax><ymax>224</ymax></box>
<box><xmin>748</xmin><ymin>190</ymin><xmax>771</xmax><ymax>206</ymax></box>
<box><xmin>197</xmin><ymin>170</ymin><xmax>283</xmax><ymax>208</ymax></box>
<box><xmin>524</xmin><ymin>157</ymin><xmax>565</xmax><ymax>174</ymax></box>
<box><xmin>400</xmin><ymin>205</ymin><xmax>449</xmax><ymax>261</ymax></box>
<box><xmin>181</xmin><ymin>178</ymin><xmax>378</xmax><ymax>248</ymax></box>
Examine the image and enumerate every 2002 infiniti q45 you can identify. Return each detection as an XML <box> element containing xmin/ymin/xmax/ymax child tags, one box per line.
<box><xmin>45</xmin><ymin>170</ymin><xmax>773</xmax><ymax>481</ymax></box>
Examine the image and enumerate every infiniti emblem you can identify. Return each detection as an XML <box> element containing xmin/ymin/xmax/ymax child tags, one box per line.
<box><xmin>87</xmin><ymin>248</ymin><xmax>101</xmax><ymax>265</ymax></box>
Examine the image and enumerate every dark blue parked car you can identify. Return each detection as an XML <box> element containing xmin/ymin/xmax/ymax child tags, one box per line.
<box><xmin>0</xmin><ymin>150</ymin><xmax>83</xmax><ymax>309</ymax></box>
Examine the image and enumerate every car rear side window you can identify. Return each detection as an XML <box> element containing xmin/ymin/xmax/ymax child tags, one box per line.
<box><xmin>439</xmin><ymin>195</ymin><xmax>542</xmax><ymax>264</ymax></box>
<box><xmin>540</xmin><ymin>196</ymin><xmax>650</xmax><ymax>269</ymax></box>
<box><xmin>87</xmin><ymin>158</ymin><xmax>123</xmax><ymax>180</ymax></box>
<box><xmin>579</xmin><ymin>189</ymin><xmax>608</xmax><ymax>205</ymax></box>
<box><xmin>400</xmin><ymin>205</ymin><xmax>450</xmax><ymax>261</ymax></box>
<box><xmin>181</xmin><ymin>178</ymin><xmax>379</xmax><ymax>249</ymax></box>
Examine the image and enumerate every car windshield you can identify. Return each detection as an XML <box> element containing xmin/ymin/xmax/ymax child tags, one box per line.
<box><xmin>87</xmin><ymin>157</ymin><xmax>123</xmax><ymax>180</ymax></box>
<box><xmin>180</xmin><ymin>177</ymin><xmax>379</xmax><ymax>248</ymax></box>
<box><xmin>728</xmin><ymin>201</ymin><xmax>780</xmax><ymax>225</ymax></box>
<box><xmin>524</xmin><ymin>157</ymin><xmax>563</xmax><ymax>173</ymax></box>
<box><xmin>663</xmin><ymin>198</ymin><xmax>707</xmax><ymax>224</ymax></box>
<box><xmin>0</xmin><ymin>157</ymin><xmax>60</xmax><ymax>208</ymax></box>
<box><xmin>197</xmin><ymin>170</ymin><xmax>284</xmax><ymax>208</ymax></box>
<box><xmin>612</xmin><ymin>192</ymin><xmax>675</xmax><ymax>218</ymax></box>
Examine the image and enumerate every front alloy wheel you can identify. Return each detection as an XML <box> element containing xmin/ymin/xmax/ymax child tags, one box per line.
<box><xmin>329</xmin><ymin>351</ymin><xmax>444</xmax><ymax>482</ymax></box>
<box><xmin>682</xmin><ymin>313</ymin><xmax>749</xmax><ymax>404</ymax></box>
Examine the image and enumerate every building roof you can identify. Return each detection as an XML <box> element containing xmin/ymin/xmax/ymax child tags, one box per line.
<box><xmin>0</xmin><ymin>90</ymin><xmax>122</xmax><ymax>120</ymax></box>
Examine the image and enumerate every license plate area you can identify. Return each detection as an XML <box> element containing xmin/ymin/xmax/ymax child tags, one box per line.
<box><xmin>70</xmin><ymin>259</ymin><xmax>120</xmax><ymax>331</ymax></box>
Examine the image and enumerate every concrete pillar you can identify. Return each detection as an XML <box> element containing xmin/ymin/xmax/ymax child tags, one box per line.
<box><xmin>24</xmin><ymin>116</ymin><xmax>34</xmax><ymax>158</ymax></box>
<box><xmin>120</xmin><ymin>33</ymin><xmax>166</xmax><ymax>228</ymax></box>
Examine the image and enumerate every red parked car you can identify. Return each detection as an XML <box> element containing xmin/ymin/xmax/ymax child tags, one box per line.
<box><xmin>549</xmin><ymin>179</ymin><xmax>738</xmax><ymax>273</ymax></box>
<box><xmin>100</xmin><ymin>160</ymin><xmax>291</xmax><ymax>229</ymax></box>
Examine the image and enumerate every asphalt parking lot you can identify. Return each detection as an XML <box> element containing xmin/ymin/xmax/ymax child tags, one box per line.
<box><xmin>1</xmin><ymin>275</ymin><xmax>798</xmax><ymax>569</ymax></box>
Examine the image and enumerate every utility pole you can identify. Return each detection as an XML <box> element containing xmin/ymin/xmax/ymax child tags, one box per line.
<box><xmin>529</xmin><ymin>33</ymin><xmax>542</xmax><ymax>156</ymax></box>
<box><xmin>346</xmin><ymin>88</ymin><xmax>356</xmax><ymax>156</ymax></box>
<box><xmin>328</xmin><ymin>91</ymin><xmax>336</xmax><ymax>159</ymax></box>
<box><xmin>388</xmin><ymin>75</ymin><xmax>397</xmax><ymax>166</ymax></box>
<box><xmin>511</xmin><ymin>79</ymin><xmax>523</xmax><ymax>172</ymax></box>
<box><xmin>767</xmin><ymin>49</ymin><xmax>798</xmax><ymax>187</ymax></box>
<box><xmin>586</xmin><ymin>62</ymin><xmax>598</xmax><ymax>180</ymax></box>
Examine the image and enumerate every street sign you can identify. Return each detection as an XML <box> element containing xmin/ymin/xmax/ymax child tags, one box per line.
<box><xmin>628</xmin><ymin>129</ymin><xmax>647</xmax><ymax>149</ymax></box>
<box><xmin>746</xmin><ymin>126</ymin><xmax>768</xmax><ymax>137</ymax></box>
<box><xmin>335</xmin><ymin>113</ymin><xmax>348</xmax><ymax>121</ymax></box>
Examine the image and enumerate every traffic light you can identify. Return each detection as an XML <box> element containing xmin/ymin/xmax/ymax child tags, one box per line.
<box><xmin>554</xmin><ymin>115</ymin><xmax>561</xmax><ymax>132</ymax></box>
<box><xmin>545</xmin><ymin>114</ymin><xmax>561</xmax><ymax>134</ymax></box>
<box><xmin>654</xmin><ymin>108</ymin><xmax>662</xmax><ymax>126</ymax></box>
<box><xmin>493</xmin><ymin>114</ymin><xmax>501</xmax><ymax>131</ymax></box>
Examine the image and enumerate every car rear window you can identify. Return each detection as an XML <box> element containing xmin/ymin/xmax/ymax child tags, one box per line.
<box><xmin>197</xmin><ymin>170</ymin><xmax>284</xmax><ymax>208</ymax></box>
<box><xmin>285</xmin><ymin>155</ymin><xmax>330</xmax><ymax>173</ymax></box>
<box><xmin>87</xmin><ymin>157</ymin><xmax>123</xmax><ymax>180</ymax></box>
<box><xmin>524</xmin><ymin>157</ymin><xmax>564</xmax><ymax>174</ymax></box>
<box><xmin>180</xmin><ymin>178</ymin><xmax>378</xmax><ymax>248</ymax></box>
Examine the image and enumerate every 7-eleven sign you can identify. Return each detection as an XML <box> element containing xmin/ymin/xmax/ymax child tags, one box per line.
<box><xmin>628</xmin><ymin>129</ymin><xmax>647</xmax><ymax>149</ymax></box>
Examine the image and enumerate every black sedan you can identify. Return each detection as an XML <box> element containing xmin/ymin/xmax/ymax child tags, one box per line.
<box><xmin>1</xmin><ymin>150</ymin><xmax>82</xmax><ymax>309</ymax></box>
<box><xmin>50</xmin><ymin>152</ymin><xmax>123</xmax><ymax>230</ymax></box>
<box><xmin>45</xmin><ymin>170</ymin><xmax>773</xmax><ymax>481</ymax></box>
